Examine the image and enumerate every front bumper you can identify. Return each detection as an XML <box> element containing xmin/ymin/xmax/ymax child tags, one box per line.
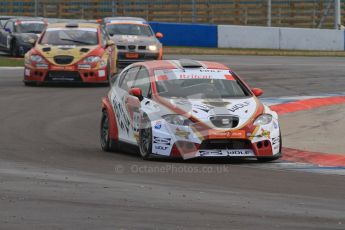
<box><xmin>24</xmin><ymin>65</ymin><xmax>109</xmax><ymax>84</ymax></box>
<box><xmin>117</xmin><ymin>50</ymin><xmax>161</xmax><ymax>68</ymax></box>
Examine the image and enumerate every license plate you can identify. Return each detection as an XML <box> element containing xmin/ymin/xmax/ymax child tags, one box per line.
<box><xmin>125</xmin><ymin>53</ymin><xmax>139</xmax><ymax>59</ymax></box>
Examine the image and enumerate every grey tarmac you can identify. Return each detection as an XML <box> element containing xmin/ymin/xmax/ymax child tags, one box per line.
<box><xmin>0</xmin><ymin>55</ymin><xmax>344</xmax><ymax>229</ymax></box>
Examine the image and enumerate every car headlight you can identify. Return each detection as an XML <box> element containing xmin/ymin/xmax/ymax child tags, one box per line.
<box><xmin>30</xmin><ymin>55</ymin><xmax>44</xmax><ymax>63</ymax></box>
<box><xmin>253</xmin><ymin>114</ymin><xmax>273</xmax><ymax>126</ymax></box>
<box><xmin>163</xmin><ymin>114</ymin><xmax>193</xmax><ymax>126</ymax></box>
<box><xmin>148</xmin><ymin>45</ymin><xmax>157</xmax><ymax>51</ymax></box>
<box><xmin>83</xmin><ymin>56</ymin><xmax>101</xmax><ymax>63</ymax></box>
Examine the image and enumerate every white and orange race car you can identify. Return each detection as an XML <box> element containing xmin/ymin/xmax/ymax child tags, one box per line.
<box><xmin>24</xmin><ymin>22</ymin><xmax>117</xmax><ymax>85</ymax></box>
<box><xmin>100</xmin><ymin>60</ymin><xmax>282</xmax><ymax>161</ymax></box>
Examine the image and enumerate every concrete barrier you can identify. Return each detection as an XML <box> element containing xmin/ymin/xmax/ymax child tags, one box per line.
<box><xmin>279</xmin><ymin>27</ymin><xmax>344</xmax><ymax>51</ymax></box>
<box><xmin>218</xmin><ymin>25</ymin><xmax>280</xmax><ymax>49</ymax></box>
<box><xmin>218</xmin><ymin>25</ymin><xmax>345</xmax><ymax>51</ymax></box>
<box><xmin>149</xmin><ymin>22</ymin><xmax>218</xmax><ymax>47</ymax></box>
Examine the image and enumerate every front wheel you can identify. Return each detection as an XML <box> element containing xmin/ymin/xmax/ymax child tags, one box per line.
<box><xmin>138</xmin><ymin>117</ymin><xmax>152</xmax><ymax>160</ymax></box>
<box><xmin>100</xmin><ymin>110</ymin><xmax>118</xmax><ymax>152</ymax></box>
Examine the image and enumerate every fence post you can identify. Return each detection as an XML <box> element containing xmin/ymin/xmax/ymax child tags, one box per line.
<box><xmin>335</xmin><ymin>0</ymin><xmax>341</xmax><ymax>29</ymax></box>
<box><xmin>267</xmin><ymin>0</ymin><xmax>271</xmax><ymax>27</ymax></box>
<box><xmin>192</xmin><ymin>0</ymin><xmax>196</xmax><ymax>23</ymax></box>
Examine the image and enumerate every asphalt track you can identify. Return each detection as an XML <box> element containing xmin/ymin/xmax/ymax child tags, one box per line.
<box><xmin>1</xmin><ymin>55</ymin><xmax>345</xmax><ymax>229</ymax></box>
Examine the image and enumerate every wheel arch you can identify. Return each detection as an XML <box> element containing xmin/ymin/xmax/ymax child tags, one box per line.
<box><xmin>101</xmin><ymin>96</ymin><xmax>118</xmax><ymax>141</ymax></box>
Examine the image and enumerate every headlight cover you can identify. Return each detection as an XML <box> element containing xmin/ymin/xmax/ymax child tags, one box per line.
<box><xmin>83</xmin><ymin>56</ymin><xmax>101</xmax><ymax>63</ymax></box>
<box><xmin>163</xmin><ymin>114</ymin><xmax>193</xmax><ymax>126</ymax></box>
<box><xmin>30</xmin><ymin>55</ymin><xmax>45</xmax><ymax>63</ymax></box>
<box><xmin>148</xmin><ymin>45</ymin><xmax>157</xmax><ymax>51</ymax></box>
<box><xmin>253</xmin><ymin>114</ymin><xmax>273</xmax><ymax>126</ymax></box>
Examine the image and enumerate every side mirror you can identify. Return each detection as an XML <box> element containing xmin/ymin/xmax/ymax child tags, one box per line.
<box><xmin>4</xmin><ymin>28</ymin><xmax>11</xmax><ymax>33</ymax></box>
<box><xmin>106</xmin><ymin>40</ymin><xmax>114</xmax><ymax>47</ymax></box>
<box><xmin>155</xmin><ymin>32</ymin><xmax>163</xmax><ymax>39</ymax></box>
<box><xmin>28</xmin><ymin>38</ymin><xmax>37</xmax><ymax>45</ymax></box>
<box><xmin>252</xmin><ymin>88</ymin><xmax>264</xmax><ymax>97</ymax></box>
<box><xmin>129</xmin><ymin>87</ymin><xmax>143</xmax><ymax>101</ymax></box>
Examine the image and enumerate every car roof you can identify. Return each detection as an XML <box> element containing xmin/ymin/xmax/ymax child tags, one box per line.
<box><xmin>104</xmin><ymin>17</ymin><xmax>147</xmax><ymax>24</ymax></box>
<box><xmin>8</xmin><ymin>17</ymin><xmax>44</xmax><ymax>21</ymax></box>
<box><xmin>139</xmin><ymin>60</ymin><xmax>230</xmax><ymax>72</ymax></box>
<box><xmin>47</xmin><ymin>23</ymin><xmax>100</xmax><ymax>29</ymax></box>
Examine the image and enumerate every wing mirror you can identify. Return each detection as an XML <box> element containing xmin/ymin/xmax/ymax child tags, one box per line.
<box><xmin>129</xmin><ymin>88</ymin><xmax>143</xmax><ymax>101</ymax></box>
<box><xmin>4</xmin><ymin>28</ymin><xmax>11</xmax><ymax>33</ymax></box>
<box><xmin>155</xmin><ymin>32</ymin><xmax>163</xmax><ymax>39</ymax></box>
<box><xmin>106</xmin><ymin>40</ymin><xmax>115</xmax><ymax>47</ymax></box>
<box><xmin>252</xmin><ymin>88</ymin><xmax>264</xmax><ymax>97</ymax></box>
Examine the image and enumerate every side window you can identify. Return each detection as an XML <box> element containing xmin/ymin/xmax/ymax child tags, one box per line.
<box><xmin>100</xmin><ymin>28</ymin><xmax>107</xmax><ymax>47</ymax></box>
<box><xmin>5</xmin><ymin>22</ymin><xmax>13</xmax><ymax>32</ymax></box>
<box><xmin>119</xmin><ymin>67</ymin><xmax>140</xmax><ymax>91</ymax></box>
<box><xmin>133</xmin><ymin>67</ymin><xmax>151</xmax><ymax>98</ymax></box>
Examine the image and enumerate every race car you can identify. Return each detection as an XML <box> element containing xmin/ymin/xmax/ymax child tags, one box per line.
<box><xmin>0</xmin><ymin>17</ymin><xmax>46</xmax><ymax>57</ymax></box>
<box><xmin>24</xmin><ymin>22</ymin><xmax>118</xmax><ymax>85</ymax></box>
<box><xmin>100</xmin><ymin>59</ymin><xmax>282</xmax><ymax>161</ymax></box>
<box><xmin>103</xmin><ymin>17</ymin><xmax>163</xmax><ymax>68</ymax></box>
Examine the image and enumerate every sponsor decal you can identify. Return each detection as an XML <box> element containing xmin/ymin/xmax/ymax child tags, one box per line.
<box><xmin>179</xmin><ymin>74</ymin><xmax>211</xmax><ymax>79</ymax></box>
<box><xmin>261</xmin><ymin>129</ymin><xmax>271</xmax><ymax>139</ymax></box>
<box><xmin>78</xmin><ymin>64</ymin><xmax>91</xmax><ymax>70</ymax></box>
<box><xmin>175</xmin><ymin>128</ymin><xmax>190</xmax><ymax>139</ymax></box>
<box><xmin>272</xmin><ymin>136</ymin><xmax>280</xmax><ymax>145</ymax></box>
<box><xmin>273</xmin><ymin>121</ymin><xmax>278</xmax><ymax>129</ymax></box>
<box><xmin>193</xmin><ymin>104</ymin><xmax>211</xmax><ymax>113</ymax></box>
<box><xmin>226</xmin><ymin>149</ymin><xmax>253</xmax><ymax>156</ymax></box>
<box><xmin>154</xmin><ymin>122</ymin><xmax>162</xmax><ymax>129</ymax></box>
<box><xmin>208</xmin><ymin>130</ymin><xmax>245</xmax><ymax>139</ymax></box>
<box><xmin>36</xmin><ymin>63</ymin><xmax>48</xmax><ymax>69</ymax></box>
<box><xmin>155</xmin><ymin>145</ymin><xmax>169</xmax><ymax>150</ymax></box>
<box><xmin>51</xmin><ymin>65</ymin><xmax>75</xmax><ymax>71</ymax></box>
<box><xmin>228</xmin><ymin>101</ymin><xmax>250</xmax><ymax>113</ymax></box>
<box><xmin>113</xmin><ymin>97</ymin><xmax>131</xmax><ymax>135</ymax></box>
<box><xmin>199</xmin><ymin>150</ymin><xmax>223</xmax><ymax>156</ymax></box>
<box><xmin>153</xmin><ymin>136</ymin><xmax>171</xmax><ymax>146</ymax></box>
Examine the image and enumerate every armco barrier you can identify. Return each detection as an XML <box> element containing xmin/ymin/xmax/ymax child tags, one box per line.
<box><xmin>149</xmin><ymin>22</ymin><xmax>218</xmax><ymax>47</ymax></box>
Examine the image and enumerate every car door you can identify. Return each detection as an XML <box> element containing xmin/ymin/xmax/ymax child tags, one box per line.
<box><xmin>1</xmin><ymin>21</ymin><xmax>14</xmax><ymax>49</ymax></box>
<box><xmin>124</xmin><ymin>66</ymin><xmax>152</xmax><ymax>140</ymax></box>
<box><xmin>110</xmin><ymin>66</ymin><xmax>140</xmax><ymax>144</ymax></box>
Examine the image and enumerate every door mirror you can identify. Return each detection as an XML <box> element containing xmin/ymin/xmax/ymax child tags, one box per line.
<box><xmin>106</xmin><ymin>40</ymin><xmax>114</xmax><ymax>47</ymax></box>
<box><xmin>4</xmin><ymin>28</ymin><xmax>11</xmax><ymax>33</ymax></box>
<box><xmin>155</xmin><ymin>32</ymin><xmax>163</xmax><ymax>39</ymax></box>
<box><xmin>28</xmin><ymin>37</ymin><xmax>37</xmax><ymax>45</ymax></box>
<box><xmin>129</xmin><ymin>88</ymin><xmax>143</xmax><ymax>101</ymax></box>
<box><xmin>252</xmin><ymin>88</ymin><xmax>264</xmax><ymax>97</ymax></box>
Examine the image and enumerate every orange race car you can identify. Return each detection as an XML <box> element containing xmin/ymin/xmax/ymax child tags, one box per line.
<box><xmin>24</xmin><ymin>22</ymin><xmax>117</xmax><ymax>85</ymax></box>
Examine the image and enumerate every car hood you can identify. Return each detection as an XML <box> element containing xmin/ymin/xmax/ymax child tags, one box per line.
<box><xmin>35</xmin><ymin>44</ymin><xmax>99</xmax><ymax>65</ymax></box>
<box><xmin>110</xmin><ymin>35</ymin><xmax>158</xmax><ymax>45</ymax></box>
<box><xmin>166</xmin><ymin>97</ymin><xmax>259</xmax><ymax>128</ymax></box>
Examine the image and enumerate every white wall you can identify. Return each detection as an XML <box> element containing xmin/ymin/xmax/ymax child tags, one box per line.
<box><xmin>218</xmin><ymin>25</ymin><xmax>280</xmax><ymax>49</ymax></box>
<box><xmin>279</xmin><ymin>27</ymin><xmax>344</xmax><ymax>51</ymax></box>
<box><xmin>218</xmin><ymin>25</ymin><xmax>345</xmax><ymax>51</ymax></box>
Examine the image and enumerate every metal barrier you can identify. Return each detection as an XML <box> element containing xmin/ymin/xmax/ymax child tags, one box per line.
<box><xmin>0</xmin><ymin>0</ymin><xmax>344</xmax><ymax>29</ymax></box>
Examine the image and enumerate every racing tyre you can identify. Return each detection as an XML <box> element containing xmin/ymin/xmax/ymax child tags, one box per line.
<box><xmin>138</xmin><ymin>115</ymin><xmax>152</xmax><ymax>160</ymax></box>
<box><xmin>257</xmin><ymin>133</ymin><xmax>282</xmax><ymax>163</ymax></box>
<box><xmin>100</xmin><ymin>110</ymin><xmax>118</xmax><ymax>152</ymax></box>
<box><xmin>10</xmin><ymin>40</ymin><xmax>20</xmax><ymax>57</ymax></box>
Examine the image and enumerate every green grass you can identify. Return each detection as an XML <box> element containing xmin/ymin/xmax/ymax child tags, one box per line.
<box><xmin>0</xmin><ymin>57</ymin><xmax>24</xmax><ymax>67</ymax></box>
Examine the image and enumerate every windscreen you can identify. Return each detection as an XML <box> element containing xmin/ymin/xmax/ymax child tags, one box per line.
<box><xmin>15</xmin><ymin>21</ymin><xmax>46</xmax><ymax>33</ymax></box>
<box><xmin>154</xmin><ymin>69</ymin><xmax>251</xmax><ymax>99</ymax></box>
<box><xmin>40</xmin><ymin>28</ymin><xmax>98</xmax><ymax>46</ymax></box>
<box><xmin>106</xmin><ymin>23</ymin><xmax>153</xmax><ymax>36</ymax></box>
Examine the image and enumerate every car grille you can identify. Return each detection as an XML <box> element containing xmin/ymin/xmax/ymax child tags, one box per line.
<box><xmin>54</xmin><ymin>55</ymin><xmax>74</xmax><ymax>65</ymax></box>
<box><xmin>138</xmin><ymin>46</ymin><xmax>146</xmax><ymax>50</ymax></box>
<box><xmin>45</xmin><ymin>71</ymin><xmax>82</xmax><ymax>82</ymax></box>
<box><xmin>128</xmin><ymin>45</ymin><xmax>136</xmax><ymax>50</ymax></box>
<box><xmin>200</xmin><ymin>139</ymin><xmax>252</xmax><ymax>150</ymax></box>
<box><xmin>209</xmin><ymin>115</ymin><xmax>239</xmax><ymax>128</ymax></box>
<box><xmin>117</xmin><ymin>45</ymin><xmax>126</xmax><ymax>50</ymax></box>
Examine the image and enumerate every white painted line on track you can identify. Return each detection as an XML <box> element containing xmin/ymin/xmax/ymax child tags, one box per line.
<box><xmin>0</xmin><ymin>67</ymin><xmax>24</xmax><ymax>70</ymax></box>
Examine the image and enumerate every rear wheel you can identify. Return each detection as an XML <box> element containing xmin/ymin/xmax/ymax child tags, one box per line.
<box><xmin>100</xmin><ymin>110</ymin><xmax>118</xmax><ymax>152</ymax></box>
<box><xmin>139</xmin><ymin>116</ymin><xmax>152</xmax><ymax>160</ymax></box>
